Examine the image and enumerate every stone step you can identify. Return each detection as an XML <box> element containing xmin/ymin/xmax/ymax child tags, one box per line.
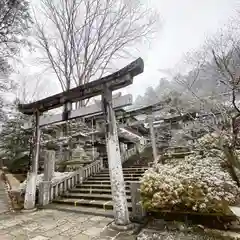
<box><xmin>81</xmin><ymin>180</ymin><xmax>139</xmax><ymax>185</ymax></box>
<box><xmin>103</xmin><ymin>167</ymin><xmax>147</xmax><ymax>169</ymax></box>
<box><xmin>48</xmin><ymin>203</ymin><xmax>114</xmax><ymax>218</ymax></box>
<box><xmin>96</xmin><ymin>172</ymin><xmax>145</xmax><ymax>177</ymax></box>
<box><xmin>102</xmin><ymin>167</ymin><xmax>148</xmax><ymax>170</ymax></box>
<box><xmin>87</xmin><ymin>176</ymin><xmax>141</xmax><ymax>181</ymax></box>
<box><xmin>98</xmin><ymin>171</ymin><xmax>145</xmax><ymax>176</ymax></box>
<box><xmin>53</xmin><ymin>198</ymin><xmax>132</xmax><ymax>211</ymax></box>
<box><xmin>82</xmin><ymin>180</ymin><xmax>111</xmax><ymax>185</ymax></box>
<box><xmin>69</xmin><ymin>188</ymin><xmax>131</xmax><ymax>196</ymax></box>
<box><xmin>62</xmin><ymin>192</ymin><xmax>132</xmax><ymax>202</ymax></box>
<box><xmin>94</xmin><ymin>173</ymin><xmax>143</xmax><ymax>177</ymax></box>
<box><xmin>76</xmin><ymin>181</ymin><xmax>137</xmax><ymax>189</ymax></box>
<box><xmin>101</xmin><ymin>168</ymin><xmax>148</xmax><ymax>173</ymax></box>
<box><xmin>76</xmin><ymin>184</ymin><xmax>113</xmax><ymax>190</ymax></box>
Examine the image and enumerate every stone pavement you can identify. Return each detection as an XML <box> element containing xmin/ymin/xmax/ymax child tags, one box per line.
<box><xmin>0</xmin><ymin>209</ymin><xmax>136</xmax><ymax>240</ymax></box>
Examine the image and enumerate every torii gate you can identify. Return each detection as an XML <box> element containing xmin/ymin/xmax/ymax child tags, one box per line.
<box><xmin>18</xmin><ymin>58</ymin><xmax>144</xmax><ymax>228</ymax></box>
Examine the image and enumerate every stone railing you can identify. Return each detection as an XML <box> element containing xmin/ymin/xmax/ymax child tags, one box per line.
<box><xmin>125</xmin><ymin>148</ymin><xmax>137</xmax><ymax>159</ymax></box>
<box><xmin>38</xmin><ymin>159</ymin><xmax>103</xmax><ymax>206</ymax></box>
<box><xmin>137</xmin><ymin>143</ymin><xmax>146</xmax><ymax>155</ymax></box>
<box><xmin>122</xmin><ymin>143</ymin><xmax>146</xmax><ymax>164</ymax></box>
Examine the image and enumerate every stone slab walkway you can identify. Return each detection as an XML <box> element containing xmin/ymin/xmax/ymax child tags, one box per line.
<box><xmin>0</xmin><ymin>209</ymin><xmax>136</xmax><ymax>240</ymax></box>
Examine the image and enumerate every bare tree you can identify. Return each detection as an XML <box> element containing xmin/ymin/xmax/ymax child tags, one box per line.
<box><xmin>168</xmin><ymin>18</ymin><xmax>240</xmax><ymax>185</ymax></box>
<box><xmin>0</xmin><ymin>0</ymin><xmax>32</xmax><ymax>122</ymax></box>
<box><xmin>32</xmin><ymin>0</ymin><xmax>158</xmax><ymax>162</ymax></box>
<box><xmin>34</xmin><ymin>0</ymin><xmax>158</xmax><ymax>106</ymax></box>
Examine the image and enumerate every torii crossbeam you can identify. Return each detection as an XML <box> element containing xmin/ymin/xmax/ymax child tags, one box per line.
<box><xmin>19</xmin><ymin>58</ymin><xmax>143</xmax><ymax>115</ymax></box>
<box><xmin>18</xmin><ymin>58</ymin><xmax>144</xmax><ymax>228</ymax></box>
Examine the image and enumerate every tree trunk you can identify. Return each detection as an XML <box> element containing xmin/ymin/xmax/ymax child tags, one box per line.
<box><xmin>223</xmin><ymin>145</ymin><xmax>240</xmax><ymax>187</ymax></box>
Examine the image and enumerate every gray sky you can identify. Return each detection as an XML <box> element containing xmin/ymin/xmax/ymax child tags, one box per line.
<box><xmin>126</xmin><ymin>0</ymin><xmax>240</xmax><ymax>97</ymax></box>
<box><xmin>13</xmin><ymin>0</ymin><xmax>240</xmax><ymax>101</ymax></box>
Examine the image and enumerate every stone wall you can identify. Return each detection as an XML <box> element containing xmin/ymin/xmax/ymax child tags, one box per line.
<box><xmin>0</xmin><ymin>175</ymin><xmax>9</xmax><ymax>213</ymax></box>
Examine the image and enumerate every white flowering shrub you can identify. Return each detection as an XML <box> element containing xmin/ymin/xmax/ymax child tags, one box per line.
<box><xmin>140</xmin><ymin>154</ymin><xmax>240</xmax><ymax>214</ymax></box>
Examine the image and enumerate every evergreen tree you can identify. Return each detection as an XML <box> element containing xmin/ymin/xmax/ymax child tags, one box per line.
<box><xmin>0</xmin><ymin>0</ymin><xmax>32</xmax><ymax>170</ymax></box>
<box><xmin>0</xmin><ymin>108</ymin><xmax>31</xmax><ymax>172</ymax></box>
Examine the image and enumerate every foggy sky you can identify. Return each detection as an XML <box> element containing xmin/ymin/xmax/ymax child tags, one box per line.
<box><xmin>13</xmin><ymin>0</ymin><xmax>240</xmax><ymax>101</ymax></box>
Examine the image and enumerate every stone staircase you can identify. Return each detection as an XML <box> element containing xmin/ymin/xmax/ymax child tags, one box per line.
<box><xmin>51</xmin><ymin>166</ymin><xmax>148</xmax><ymax>217</ymax></box>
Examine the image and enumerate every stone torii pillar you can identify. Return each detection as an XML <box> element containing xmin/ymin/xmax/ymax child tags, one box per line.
<box><xmin>102</xmin><ymin>87</ymin><xmax>132</xmax><ymax>229</ymax></box>
<box><xmin>23</xmin><ymin>110</ymin><xmax>41</xmax><ymax>211</ymax></box>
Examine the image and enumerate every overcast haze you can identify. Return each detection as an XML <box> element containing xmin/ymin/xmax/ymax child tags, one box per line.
<box><xmin>127</xmin><ymin>0</ymin><xmax>240</xmax><ymax>97</ymax></box>
<box><xmin>14</xmin><ymin>0</ymin><xmax>240</xmax><ymax>101</ymax></box>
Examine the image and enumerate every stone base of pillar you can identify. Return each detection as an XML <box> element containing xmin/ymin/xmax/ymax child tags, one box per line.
<box><xmin>23</xmin><ymin>172</ymin><xmax>37</xmax><ymax>210</ymax></box>
<box><xmin>109</xmin><ymin>222</ymin><xmax>136</xmax><ymax>232</ymax></box>
<box><xmin>38</xmin><ymin>181</ymin><xmax>51</xmax><ymax>206</ymax></box>
<box><xmin>21</xmin><ymin>208</ymin><xmax>37</xmax><ymax>213</ymax></box>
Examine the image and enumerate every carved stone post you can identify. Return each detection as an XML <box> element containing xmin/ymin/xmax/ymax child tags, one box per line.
<box><xmin>102</xmin><ymin>87</ymin><xmax>132</xmax><ymax>228</ymax></box>
<box><xmin>120</xmin><ymin>142</ymin><xmax>126</xmax><ymax>163</ymax></box>
<box><xmin>24</xmin><ymin>110</ymin><xmax>41</xmax><ymax>211</ymax></box>
<box><xmin>38</xmin><ymin>150</ymin><xmax>55</xmax><ymax>206</ymax></box>
<box><xmin>130</xmin><ymin>181</ymin><xmax>146</xmax><ymax>222</ymax></box>
<box><xmin>38</xmin><ymin>181</ymin><xmax>51</xmax><ymax>206</ymax></box>
<box><xmin>43</xmin><ymin>150</ymin><xmax>55</xmax><ymax>181</ymax></box>
<box><xmin>148</xmin><ymin>115</ymin><xmax>158</xmax><ymax>165</ymax></box>
<box><xmin>99</xmin><ymin>157</ymin><xmax>104</xmax><ymax>170</ymax></box>
<box><xmin>58</xmin><ymin>126</ymin><xmax>64</xmax><ymax>162</ymax></box>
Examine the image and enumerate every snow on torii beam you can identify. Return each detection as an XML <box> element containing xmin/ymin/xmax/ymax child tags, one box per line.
<box><xmin>18</xmin><ymin>58</ymin><xmax>144</xmax><ymax>115</ymax></box>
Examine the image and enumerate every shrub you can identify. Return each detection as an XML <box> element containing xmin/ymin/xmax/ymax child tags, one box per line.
<box><xmin>140</xmin><ymin>154</ymin><xmax>240</xmax><ymax>214</ymax></box>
